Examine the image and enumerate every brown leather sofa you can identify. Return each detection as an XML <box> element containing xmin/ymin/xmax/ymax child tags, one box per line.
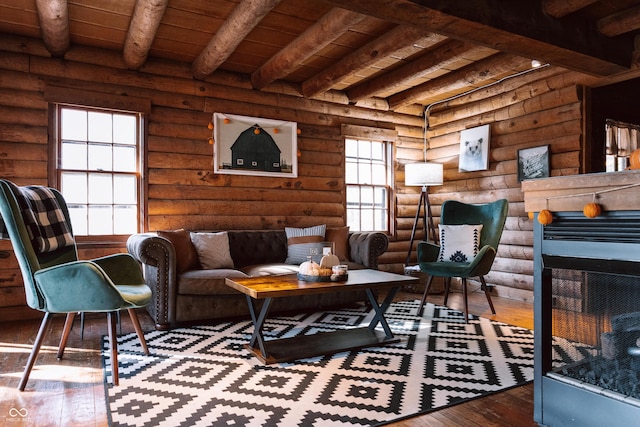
<box><xmin>127</xmin><ymin>229</ymin><xmax>389</xmax><ymax>330</ymax></box>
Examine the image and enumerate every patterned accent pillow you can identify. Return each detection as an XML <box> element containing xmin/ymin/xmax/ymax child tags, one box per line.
<box><xmin>285</xmin><ymin>224</ymin><xmax>326</xmax><ymax>264</ymax></box>
<box><xmin>190</xmin><ymin>232</ymin><xmax>235</xmax><ymax>269</ymax></box>
<box><xmin>437</xmin><ymin>224</ymin><xmax>483</xmax><ymax>263</ymax></box>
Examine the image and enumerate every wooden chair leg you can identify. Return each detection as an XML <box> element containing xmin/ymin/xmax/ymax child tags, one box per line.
<box><xmin>443</xmin><ymin>277</ymin><xmax>452</xmax><ymax>306</ymax></box>
<box><xmin>462</xmin><ymin>278</ymin><xmax>470</xmax><ymax>323</ymax></box>
<box><xmin>479</xmin><ymin>276</ymin><xmax>497</xmax><ymax>314</ymax></box>
<box><xmin>18</xmin><ymin>312</ymin><xmax>53</xmax><ymax>391</ymax></box>
<box><xmin>107</xmin><ymin>312</ymin><xmax>119</xmax><ymax>386</ymax></box>
<box><xmin>417</xmin><ymin>275</ymin><xmax>434</xmax><ymax>317</ymax></box>
<box><xmin>57</xmin><ymin>312</ymin><xmax>76</xmax><ymax>359</ymax></box>
<box><xmin>127</xmin><ymin>308</ymin><xmax>149</xmax><ymax>354</ymax></box>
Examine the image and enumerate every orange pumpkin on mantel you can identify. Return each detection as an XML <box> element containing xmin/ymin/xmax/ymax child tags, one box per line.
<box><xmin>538</xmin><ymin>209</ymin><xmax>553</xmax><ymax>225</ymax></box>
<box><xmin>583</xmin><ymin>202</ymin><xmax>602</xmax><ymax>218</ymax></box>
<box><xmin>630</xmin><ymin>149</ymin><xmax>640</xmax><ymax>170</ymax></box>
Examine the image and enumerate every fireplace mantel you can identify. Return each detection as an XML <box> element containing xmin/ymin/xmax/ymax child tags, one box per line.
<box><xmin>522</xmin><ymin>170</ymin><xmax>640</xmax><ymax>213</ymax></box>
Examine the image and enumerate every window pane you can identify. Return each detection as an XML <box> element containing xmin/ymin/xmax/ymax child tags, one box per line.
<box><xmin>88</xmin><ymin>174</ymin><xmax>113</xmax><ymax>204</ymax></box>
<box><xmin>67</xmin><ymin>205</ymin><xmax>87</xmax><ymax>235</ymax></box>
<box><xmin>113</xmin><ymin>205</ymin><xmax>137</xmax><ymax>234</ymax></box>
<box><xmin>375</xmin><ymin>209</ymin><xmax>388</xmax><ymax>231</ymax></box>
<box><xmin>88</xmin><ymin>144</ymin><xmax>113</xmax><ymax>171</ymax></box>
<box><xmin>113</xmin><ymin>114</ymin><xmax>137</xmax><ymax>145</ymax></box>
<box><xmin>360</xmin><ymin>186</ymin><xmax>373</xmax><ymax>207</ymax></box>
<box><xmin>360</xmin><ymin>209</ymin><xmax>374</xmax><ymax>231</ymax></box>
<box><xmin>347</xmin><ymin>208</ymin><xmax>360</xmax><ymax>231</ymax></box>
<box><xmin>88</xmin><ymin>205</ymin><xmax>112</xmax><ymax>235</ymax></box>
<box><xmin>61</xmin><ymin>109</ymin><xmax>87</xmax><ymax>141</ymax></box>
<box><xmin>345</xmin><ymin>139</ymin><xmax>358</xmax><ymax>158</ymax></box>
<box><xmin>358</xmin><ymin>140</ymin><xmax>371</xmax><ymax>159</ymax></box>
<box><xmin>88</xmin><ymin>112</ymin><xmax>113</xmax><ymax>143</ymax></box>
<box><xmin>358</xmin><ymin>163</ymin><xmax>371</xmax><ymax>184</ymax></box>
<box><xmin>371</xmin><ymin>141</ymin><xmax>384</xmax><ymax>160</ymax></box>
<box><xmin>61</xmin><ymin>173</ymin><xmax>87</xmax><ymax>203</ymax></box>
<box><xmin>371</xmin><ymin>164</ymin><xmax>386</xmax><ymax>185</ymax></box>
<box><xmin>113</xmin><ymin>145</ymin><xmax>137</xmax><ymax>172</ymax></box>
<box><xmin>374</xmin><ymin>187</ymin><xmax>387</xmax><ymax>208</ymax></box>
<box><xmin>345</xmin><ymin>161</ymin><xmax>358</xmax><ymax>184</ymax></box>
<box><xmin>114</xmin><ymin>175</ymin><xmax>137</xmax><ymax>204</ymax></box>
<box><xmin>61</xmin><ymin>141</ymin><xmax>87</xmax><ymax>169</ymax></box>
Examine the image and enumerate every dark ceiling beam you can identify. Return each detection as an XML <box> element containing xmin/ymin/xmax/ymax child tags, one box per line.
<box><xmin>35</xmin><ymin>0</ymin><xmax>70</xmax><ymax>57</ymax></box>
<box><xmin>192</xmin><ymin>0</ymin><xmax>283</xmax><ymax>80</ymax></box>
<box><xmin>323</xmin><ymin>0</ymin><xmax>631</xmax><ymax>77</ymax></box>
<box><xmin>251</xmin><ymin>8</ymin><xmax>366</xmax><ymax>90</ymax></box>
<box><xmin>542</xmin><ymin>0</ymin><xmax>598</xmax><ymax>19</ymax></box>
<box><xmin>597</xmin><ymin>5</ymin><xmax>640</xmax><ymax>37</ymax></box>
<box><xmin>123</xmin><ymin>0</ymin><xmax>169</xmax><ymax>70</ymax></box>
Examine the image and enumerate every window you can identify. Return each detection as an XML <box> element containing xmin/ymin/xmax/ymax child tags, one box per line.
<box><xmin>54</xmin><ymin>105</ymin><xmax>142</xmax><ymax>237</ymax></box>
<box><xmin>345</xmin><ymin>138</ymin><xmax>392</xmax><ymax>232</ymax></box>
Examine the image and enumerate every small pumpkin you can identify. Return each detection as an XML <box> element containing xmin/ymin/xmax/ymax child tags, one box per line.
<box><xmin>583</xmin><ymin>202</ymin><xmax>602</xmax><ymax>218</ymax></box>
<box><xmin>538</xmin><ymin>209</ymin><xmax>553</xmax><ymax>225</ymax></box>
<box><xmin>527</xmin><ymin>211</ymin><xmax>534</xmax><ymax>220</ymax></box>
<box><xmin>299</xmin><ymin>260</ymin><xmax>320</xmax><ymax>276</ymax></box>
<box><xmin>319</xmin><ymin>253</ymin><xmax>340</xmax><ymax>269</ymax></box>
<box><xmin>630</xmin><ymin>149</ymin><xmax>640</xmax><ymax>170</ymax></box>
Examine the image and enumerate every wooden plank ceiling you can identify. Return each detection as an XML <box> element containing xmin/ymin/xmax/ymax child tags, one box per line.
<box><xmin>1</xmin><ymin>0</ymin><xmax>639</xmax><ymax>114</ymax></box>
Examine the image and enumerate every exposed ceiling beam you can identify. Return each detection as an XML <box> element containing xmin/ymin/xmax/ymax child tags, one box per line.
<box><xmin>387</xmin><ymin>52</ymin><xmax>531</xmax><ymax>109</ymax></box>
<box><xmin>301</xmin><ymin>25</ymin><xmax>431</xmax><ymax>98</ymax></box>
<box><xmin>35</xmin><ymin>0</ymin><xmax>69</xmax><ymax>57</ymax></box>
<box><xmin>597</xmin><ymin>5</ymin><xmax>640</xmax><ymax>37</ymax></box>
<box><xmin>123</xmin><ymin>0</ymin><xmax>169</xmax><ymax>70</ymax></box>
<box><xmin>192</xmin><ymin>0</ymin><xmax>283</xmax><ymax>80</ymax></box>
<box><xmin>346</xmin><ymin>38</ymin><xmax>476</xmax><ymax>102</ymax></box>
<box><xmin>251</xmin><ymin>8</ymin><xmax>366</xmax><ymax>90</ymax></box>
<box><xmin>542</xmin><ymin>0</ymin><xmax>598</xmax><ymax>19</ymax></box>
<box><xmin>323</xmin><ymin>0</ymin><xmax>631</xmax><ymax>77</ymax></box>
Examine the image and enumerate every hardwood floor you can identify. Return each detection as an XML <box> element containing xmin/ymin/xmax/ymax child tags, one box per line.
<box><xmin>0</xmin><ymin>289</ymin><xmax>537</xmax><ymax>426</ymax></box>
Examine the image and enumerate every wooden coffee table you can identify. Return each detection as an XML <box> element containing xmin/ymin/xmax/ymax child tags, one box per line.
<box><xmin>225</xmin><ymin>269</ymin><xmax>418</xmax><ymax>364</ymax></box>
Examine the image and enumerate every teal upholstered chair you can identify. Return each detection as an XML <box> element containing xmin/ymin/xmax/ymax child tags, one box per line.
<box><xmin>0</xmin><ymin>179</ymin><xmax>152</xmax><ymax>390</ymax></box>
<box><xmin>416</xmin><ymin>199</ymin><xmax>508</xmax><ymax>322</ymax></box>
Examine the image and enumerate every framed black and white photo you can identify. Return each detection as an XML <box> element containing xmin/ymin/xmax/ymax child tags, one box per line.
<box><xmin>213</xmin><ymin>112</ymin><xmax>298</xmax><ymax>178</ymax></box>
<box><xmin>518</xmin><ymin>145</ymin><xmax>550</xmax><ymax>182</ymax></box>
<box><xmin>459</xmin><ymin>124</ymin><xmax>490</xmax><ymax>172</ymax></box>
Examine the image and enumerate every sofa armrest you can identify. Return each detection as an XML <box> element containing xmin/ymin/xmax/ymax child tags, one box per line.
<box><xmin>348</xmin><ymin>232</ymin><xmax>389</xmax><ymax>269</ymax></box>
<box><xmin>126</xmin><ymin>233</ymin><xmax>176</xmax><ymax>330</ymax></box>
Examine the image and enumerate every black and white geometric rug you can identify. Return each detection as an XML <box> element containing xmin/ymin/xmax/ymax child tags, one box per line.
<box><xmin>102</xmin><ymin>300</ymin><xmax>584</xmax><ymax>426</ymax></box>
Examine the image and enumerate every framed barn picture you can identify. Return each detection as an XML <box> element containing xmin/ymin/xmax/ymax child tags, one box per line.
<box><xmin>213</xmin><ymin>112</ymin><xmax>298</xmax><ymax>177</ymax></box>
<box><xmin>518</xmin><ymin>145</ymin><xmax>550</xmax><ymax>182</ymax></box>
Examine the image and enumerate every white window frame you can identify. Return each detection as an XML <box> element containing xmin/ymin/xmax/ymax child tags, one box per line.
<box><xmin>345</xmin><ymin>137</ymin><xmax>394</xmax><ymax>233</ymax></box>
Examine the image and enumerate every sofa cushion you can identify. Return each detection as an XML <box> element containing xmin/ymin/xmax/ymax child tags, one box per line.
<box><xmin>326</xmin><ymin>226</ymin><xmax>350</xmax><ymax>262</ymax></box>
<box><xmin>157</xmin><ymin>229</ymin><xmax>200</xmax><ymax>273</ymax></box>
<box><xmin>191</xmin><ymin>231</ymin><xmax>235</xmax><ymax>269</ymax></box>
<box><xmin>178</xmin><ymin>269</ymin><xmax>248</xmax><ymax>295</ymax></box>
<box><xmin>241</xmin><ymin>263</ymin><xmax>299</xmax><ymax>277</ymax></box>
<box><xmin>285</xmin><ymin>224</ymin><xmax>326</xmax><ymax>264</ymax></box>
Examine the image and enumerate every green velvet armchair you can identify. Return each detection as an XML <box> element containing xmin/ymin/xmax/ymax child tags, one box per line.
<box><xmin>0</xmin><ymin>179</ymin><xmax>152</xmax><ymax>390</ymax></box>
<box><xmin>416</xmin><ymin>199</ymin><xmax>508</xmax><ymax>322</ymax></box>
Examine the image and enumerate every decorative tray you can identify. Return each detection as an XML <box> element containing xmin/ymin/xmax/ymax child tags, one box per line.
<box><xmin>297</xmin><ymin>273</ymin><xmax>348</xmax><ymax>282</ymax></box>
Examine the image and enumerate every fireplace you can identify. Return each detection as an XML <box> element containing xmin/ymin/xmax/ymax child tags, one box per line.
<box><xmin>524</xmin><ymin>171</ymin><xmax>640</xmax><ymax>426</ymax></box>
<box><xmin>534</xmin><ymin>210</ymin><xmax>640</xmax><ymax>426</ymax></box>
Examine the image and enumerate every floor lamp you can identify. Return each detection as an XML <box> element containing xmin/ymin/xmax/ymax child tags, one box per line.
<box><xmin>404</xmin><ymin>162</ymin><xmax>443</xmax><ymax>266</ymax></box>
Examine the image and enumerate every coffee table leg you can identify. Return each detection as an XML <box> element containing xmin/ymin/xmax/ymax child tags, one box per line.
<box><xmin>365</xmin><ymin>286</ymin><xmax>400</xmax><ymax>338</ymax></box>
<box><xmin>246</xmin><ymin>296</ymin><xmax>273</xmax><ymax>359</ymax></box>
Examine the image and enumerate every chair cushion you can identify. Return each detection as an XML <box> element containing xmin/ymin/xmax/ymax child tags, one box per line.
<box><xmin>284</xmin><ymin>224</ymin><xmax>326</xmax><ymax>264</ymax></box>
<box><xmin>437</xmin><ymin>224</ymin><xmax>483</xmax><ymax>262</ymax></box>
<box><xmin>157</xmin><ymin>229</ymin><xmax>200</xmax><ymax>273</ymax></box>
<box><xmin>190</xmin><ymin>232</ymin><xmax>235</xmax><ymax>269</ymax></box>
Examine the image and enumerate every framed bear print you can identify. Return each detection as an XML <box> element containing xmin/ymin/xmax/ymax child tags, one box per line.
<box><xmin>459</xmin><ymin>124</ymin><xmax>490</xmax><ymax>172</ymax></box>
<box><xmin>213</xmin><ymin>112</ymin><xmax>298</xmax><ymax>178</ymax></box>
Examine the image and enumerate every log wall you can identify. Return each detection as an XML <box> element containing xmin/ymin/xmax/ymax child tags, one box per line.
<box><xmin>0</xmin><ymin>34</ymin><xmax>597</xmax><ymax>321</ymax></box>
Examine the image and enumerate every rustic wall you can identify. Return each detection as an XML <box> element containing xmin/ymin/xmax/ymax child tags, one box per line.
<box><xmin>0</xmin><ymin>34</ymin><xmax>596</xmax><ymax>321</ymax></box>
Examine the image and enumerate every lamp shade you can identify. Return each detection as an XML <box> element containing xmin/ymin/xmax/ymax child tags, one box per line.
<box><xmin>405</xmin><ymin>162</ymin><xmax>443</xmax><ymax>186</ymax></box>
